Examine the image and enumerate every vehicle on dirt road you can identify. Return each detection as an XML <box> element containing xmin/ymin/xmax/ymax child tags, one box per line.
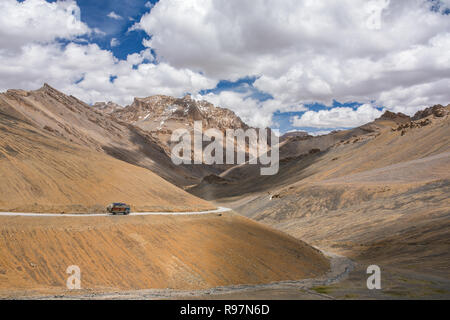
<box><xmin>107</xmin><ymin>203</ymin><xmax>131</xmax><ymax>215</ymax></box>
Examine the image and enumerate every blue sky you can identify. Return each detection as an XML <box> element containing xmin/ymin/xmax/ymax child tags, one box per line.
<box><xmin>74</xmin><ymin>0</ymin><xmax>155</xmax><ymax>59</ymax></box>
<box><xmin>41</xmin><ymin>0</ymin><xmax>153</xmax><ymax>59</ymax></box>
<box><xmin>2</xmin><ymin>0</ymin><xmax>449</xmax><ymax>134</ymax></box>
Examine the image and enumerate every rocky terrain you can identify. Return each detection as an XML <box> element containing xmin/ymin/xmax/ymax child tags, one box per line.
<box><xmin>0</xmin><ymin>105</ymin><xmax>214</xmax><ymax>213</ymax></box>
<box><xmin>107</xmin><ymin>94</ymin><xmax>248</xmax><ymax>134</ymax></box>
<box><xmin>96</xmin><ymin>94</ymin><xmax>260</xmax><ymax>167</ymax></box>
<box><xmin>280</xmin><ymin>131</ymin><xmax>311</xmax><ymax>142</ymax></box>
<box><xmin>189</xmin><ymin>104</ymin><xmax>450</xmax><ymax>299</ymax></box>
<box><xmin>92</xmin><ymin>101</ymin><xmax>122</xmax><ymax>114</ymax></box>
<box><xmin>0</xmin><ymin>85</ymin><xmax>224</xmax><ymax>186</ymax></box>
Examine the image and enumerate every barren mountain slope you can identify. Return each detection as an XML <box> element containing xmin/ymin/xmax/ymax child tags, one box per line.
<box><xmin>105</xmin><ymin>94</ymin><xmax>262</xmax><ymax>168</ymax></box>
<box><xmin>190</xmin><ymin>105</ymin><xmax>449</xmax><ymax>199</ymax></box>
<box><xmin>0</xmin><ymin>212</ymin><xmax>329</xmax><ymax>297</ymax></box>
<box><xmin>0</xmin><ymin>110</ymin><xmax>214</xmax><ymax>213</ymax></box>
<box><xmin>190</xmin><ymin>105</ymin><xmax>450</xmax><ymax>297</ymax></box>
<box><xmin>109</xmin><ymin>94</ymin><xmax>249</xmax><ymax>144</ymax></box>
<box><xmin>0</xmin><ymin>85</ymin><xmax>206</xmax><ymax>186</ymax></box>
<box><xmin>92</xmin><ymin>101</ymin><xmax>122</xmax><ymax>114</ymax></box>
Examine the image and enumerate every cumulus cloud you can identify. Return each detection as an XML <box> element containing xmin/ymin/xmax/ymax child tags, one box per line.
<box><xmin>0</xmin><ymin>0</ymin><xmax>90</xmax><ymax>51</ymax></box>
<box><xmin>134</xmin><ymin>0</ymin><xmax>450</xmax><ymax>114</ymax></box>
<box><xmin>194</xmin><ymin>90</ymin><xmax>274</xmax><ymax>128</ymax></box>
<box><xmin>0</xmin><ymin>41</ymin><xmax>216</xmax><ymax>106</ymax></box>
<box><xmin>193</xmin><ymin>82</ymin><xmax>307</xmax><ymax>128</ymax></box>
<box><xmin>107</xmin><ymin>11</ymin><xmax>123</xmax><ymax>20</ymax></box>
<box><xmin>110</xmin><ymin>38</ymin><xmax>120</xmax><ymax>47</ymax></box>
<box><xmin>1</xmin><ymin>0</ymin><xmax>449</xmax><ymax>131</ymax></box>
<box><xmin>0</xmin><ymin>0</ymin><xmax>217</xmax><ymax>106</ymax></box>
<box><xmin>291</xmin><ymin>104</ymin><xmax>384</xmax><ymax>129</ymax></box>
<box><xmin>435</xmin><ymin>0</ymin><xmax>450</xmax><ymax>12</ymax></box>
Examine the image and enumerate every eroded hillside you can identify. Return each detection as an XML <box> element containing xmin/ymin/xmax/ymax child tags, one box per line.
<box><xmin>190</xmin><ymin>105</ymin><xmax>450</xmax><ymax>297</ymax></box>
<box><xmin>0</xmin><ymin>109</ymin><xmax>214</xmax><ymax>213</ymax></box>
<box><xmin>0</xmin><ymin>85</ymin><xmax>215</xmax><ymax>186</ymax></box>
<box><xmin>0</xmin><ymin>212</ymin><xmax>329</xmax><ymax>297</ymax></box>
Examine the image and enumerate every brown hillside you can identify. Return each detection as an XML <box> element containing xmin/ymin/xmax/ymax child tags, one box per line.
<box><xmin>0</xmin><ymin>85</ymin><xmax>210</xmax><ymax>186</ymax></box>
<box><xmin>190</xmin><ymin>105</ymin><xmax>450</xmax><ymax>199</ymax></box>
<box><xmin>0</xmin><ymin>212</ymin><xmax>329</xmax><ymax>297</ymax></box>
<box><xmin>0</xmin><ymin>111</ymin><xmax>213</xmax><ymax>213</ymax></box>
<box><xmin>190</xmin><ymin>105</ymin><xmax>450</xmax><ymax>292</ymax></box>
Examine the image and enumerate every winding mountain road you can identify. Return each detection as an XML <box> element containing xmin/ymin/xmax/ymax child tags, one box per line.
<box><xmin>0</xmin><ymin>206</ymin><xmax>231</xmax><ymax>217</ymax></box>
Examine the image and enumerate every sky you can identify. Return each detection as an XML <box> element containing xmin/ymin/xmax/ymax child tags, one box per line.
<box><xmin>0</xmin><ymin>0</ymin><xmax>449</xmax><ymax>134</ymax></box>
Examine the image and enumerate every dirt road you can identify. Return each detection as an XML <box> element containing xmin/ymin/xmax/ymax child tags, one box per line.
<box><xmin>0</xmin><ymin>207</ymin><xmax>231</xmax><ymax>217</ymax></box>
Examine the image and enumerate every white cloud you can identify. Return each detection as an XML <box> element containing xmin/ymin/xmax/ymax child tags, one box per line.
<box><xmin>194</xmin><ymin>91</ymin><xmax>274</xmax><ymax>128</ymax></box>
<box><xmin>110</xmin><ymin>38</ymin><xmax>120</xmax><ymax>47</ymax></box>
<box><xmin>0</xmin><ymin>0</ymin><xmax>90</xmax><ymax>51</ymax></box>
<box><xmin>1</xmin><ymin>0</ymin><xmax>449</xmax><ymax>131</ymax></box>
<box><xmin>107</xmin><ymin>11</ymin><xmax>122</xmax><ymax>20</ymax></box>
<box><xmin>0</xmin><ymin>41</ymin><xmax>216</xmax><ymax>106</ymax></box>
<box><xmin>134</xmin><ymin>0</ymin><xmax>450</xmax><ymax>115</ymax></box>
<box><xmin>0</xmin><ymin>1</ymin><xmax>217</xmax><ymax>107</ymax></box>
<box><xmin>193</xmin><ymin>82</ymin><xmax>308</xmax><ymax>128</ymax></box>
<box><xmin>437</xmin><ymin>0</ymin><xmax>450</xmax><ymax>11</ymax></box>
<box><xmin>291</xmin><ymin>104</ymin><xmax>384</xmax><ymax>129</ymax></box>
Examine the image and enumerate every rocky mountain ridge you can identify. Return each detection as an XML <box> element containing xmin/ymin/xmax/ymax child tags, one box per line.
<box><xmin>0</xmin><ymin>84</ymin><xmax>217</xmax><ymax>186</ymax></box>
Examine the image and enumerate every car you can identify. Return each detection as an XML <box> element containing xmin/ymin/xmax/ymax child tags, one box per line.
<box><xmin>107</xmin><ymin>203</ymin><xmax>131</xmax><ymax>215</ymax></box>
